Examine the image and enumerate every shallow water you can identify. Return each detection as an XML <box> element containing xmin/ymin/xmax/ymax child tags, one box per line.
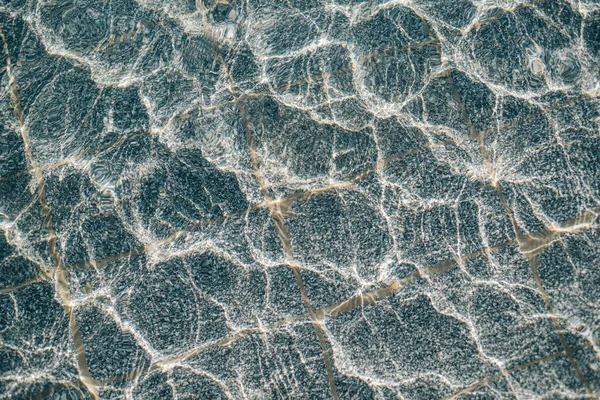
<box><xmin>1</xmin><ymin>0</ymin><xmax>599</xmax><ymax>399</ymax></box>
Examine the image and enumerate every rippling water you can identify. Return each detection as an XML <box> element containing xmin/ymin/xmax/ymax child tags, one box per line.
<box><xmin>1</xmin><ymin>0</ymin><xmax>599</xmax><ymax>399</ymax></box>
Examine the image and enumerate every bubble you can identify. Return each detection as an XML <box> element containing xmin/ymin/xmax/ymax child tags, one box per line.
<box><xmin>529</xmin><ymin>58</ymin><xmax>545</xmax><ymax>77</ymax></box>
<box><xmin>555</xmin><ymin>56</ymin><xmax>581</xmax><ymax>84</ymax></box>
<box><xmin>89</xmin><ymin>160</ymin><xmax>117</xmax><ymax>189</ymax></box>
<box><xmin>543</xmin><ymin>51</ymin><xmax>582</xmax><ymax>84</ymax></box>
<box><xmin>228</xmin><ymin>8</ymin><xmax>237</xmax><ymax>20</ymax></box>
<box><xmin>520</xmin><ymin>37</ymin><xmax>541</xmax><ymax>58</ymax></box>
<box><xmin>98</xmin><ymin>190</ymin><xmax>116</xmax><ymax>214</ymax></box>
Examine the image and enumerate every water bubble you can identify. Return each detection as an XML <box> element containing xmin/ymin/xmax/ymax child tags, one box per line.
<box><xmin>543</xmin><ymin>51</ymin><xmax>581</xmax><ymax>84</ymax></box>
<box><xmin>520</xmin><ymin>37</ymin><xmax>542</xmax><ymax>58</ymax></box>
<box><xmin>98</xmin><ymin>190</ymin><xmax>116</xmax><ymax>213</ymax></box>
<box><xmin>556</xmin><ymin>56</ymin><xmax>581</xmax><ymax>83</ymax></box>
<box><xmin>529</xmin><ymin>58</ymin><xmax>545</xmax><ymax>77</ymax></box>
<box><xmin>90</xmin><ymin>160</ymin><xmax>117</xmax><ymax>189</ymax></box>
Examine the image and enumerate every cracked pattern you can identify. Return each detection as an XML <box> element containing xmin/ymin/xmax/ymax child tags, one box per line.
<box><xmin>1</xmin><ymin>0</ymin><xmax>600</xmax><ymax>399</ymax></box>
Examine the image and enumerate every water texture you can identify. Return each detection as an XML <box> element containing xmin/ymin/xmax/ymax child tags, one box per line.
<box><xmin>1</xmin><ymin>0</ymin><xmax>600</xmax><ymax>399</ymax></box>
